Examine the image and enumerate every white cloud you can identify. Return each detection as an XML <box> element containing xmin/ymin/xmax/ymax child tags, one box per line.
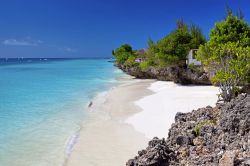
<box><xmin>59</xmin><ymin>47</ymin><xmax>77</xmax><ymax>53</ymax></box>
<box><xmin>2</xmin><ymin>39</ymin><xmax>42</xmax><ymax>46</ymax></box>
<box><xmin>2</xmin><ymin>38</ymin><xmax>77</xmax><ymax>54</ymax></box>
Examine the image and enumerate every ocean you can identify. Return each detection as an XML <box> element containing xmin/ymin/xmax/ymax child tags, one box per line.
<box><xmin>0</xmin><ymin>58</ymin><xmax>124</xmax><ymax>166</ymax></box>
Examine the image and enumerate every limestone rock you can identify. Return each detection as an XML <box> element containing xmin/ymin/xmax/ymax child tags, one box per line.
<box><xmin>219</xmin><ymin>151</ymin><xmax>237</xmax><ymax>166</ymax></box>
<box><xmin>126</xmin><ymin>137</ymin><xmax>176</xmax><ymax>166</ymax></box>
<box><xmin>127</xmin><ymin>94</ymin><xmax>250</xmax><ymax>166</ymax></box>
<box><xmin>116</xmin><ymin>64</ymin><xmax>211</xmax><ymax>85</ymax></box>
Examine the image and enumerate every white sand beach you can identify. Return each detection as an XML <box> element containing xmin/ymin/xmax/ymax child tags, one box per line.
<box><xmin>67</xmin><ymin>79</ymin><xmax>219</xmax><ymax>166</ymax></box>
<box><xmin>126</xmin><ymin>81</ymin><xmax>219</xmax><ymax>139</ymax></box>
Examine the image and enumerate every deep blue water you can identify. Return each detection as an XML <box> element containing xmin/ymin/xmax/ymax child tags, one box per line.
<box><xmin>0</xmin><ymin>58</ymin><xmax>123</xmax><ymax>166</ymax></box>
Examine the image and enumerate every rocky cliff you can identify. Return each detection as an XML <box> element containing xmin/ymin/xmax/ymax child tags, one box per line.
<box><xmin>117</xmin><ymin>64</ymin><xmax>211</xmax><ymax>85</ymax></box>
<box><xmin>127</xmin><ymin>94</ymin><xmax>250</xmax><ymax>166</ymax></box>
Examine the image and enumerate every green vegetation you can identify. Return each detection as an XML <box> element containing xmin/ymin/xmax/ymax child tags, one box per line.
<box><xmin>112</xmin><ymin>7</ymin><xmax>250</xmax><ymax>102</ymax></box>
<box><xmin>155</xmin><ymin>22</ymin><xmax>192</xmax><ymax>66</ymax></box>
<box><xmin>112</xmin><ymin>19</ymin><xmax>206</xmax><ymax>70</ymax></box>
<box><xmin>124</xmin><ymin>56</ymin><xmax>138</xmax><ymax>67</ymax></box>
<box><xmin>197</xmin><ymin>8</ymin><xmax>250</xmax><ymax>102</ymax></box>
<box><xmin>112</xmin><ymin>44</ymin><xmax>135</xmax><ymax>64</ymax></box>
<box><xmin>190</xmin><ymin>24</ymin><xmax>206</xmax><ymax>49</ymax></box>
<box><xmin>194</xmin><ymin>120</ymin><xmax>215</xmax><ymax>136</ymax></box>
<box><xmin>188</xmin><ymin>63</ymin><xmax>204</xmax><ymax>73</ymax></box>
<box><xmin>143</xmin><ymin>20</ymin><xmax>205</xmax><ymax>68</ymax></box>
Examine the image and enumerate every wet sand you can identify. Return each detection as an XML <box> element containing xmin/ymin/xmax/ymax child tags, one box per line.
<box><xmin>66</xmin><ymin>79</ymin><xmax>154</xmax><ymax>166</ymax></box>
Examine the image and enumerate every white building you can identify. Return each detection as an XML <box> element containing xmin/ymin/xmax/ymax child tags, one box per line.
<box><xmin>186</xmin><ymin>49</ymin><xmax>201</xmax><ymax>66</ymax></box>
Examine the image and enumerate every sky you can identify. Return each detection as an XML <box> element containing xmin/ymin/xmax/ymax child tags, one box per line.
<box><xmin>0</xmin><ymin>0</ymin><xmax>249</xmax><ymax>58</ymax></box>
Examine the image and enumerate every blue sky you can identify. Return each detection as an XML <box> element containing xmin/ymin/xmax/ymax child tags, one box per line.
<box><xmin>0</xmin><ymin>0</ymin><xmax>249</xmax><ymax>58</ymax></box>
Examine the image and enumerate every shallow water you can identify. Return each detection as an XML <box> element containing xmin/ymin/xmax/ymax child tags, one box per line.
<box><xmin>0</xmin><ymin>58</ymin><xmax>124</xmax><ymax>166</ymax></box>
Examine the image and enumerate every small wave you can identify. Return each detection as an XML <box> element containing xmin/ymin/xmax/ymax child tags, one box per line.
<box><xmin>113</xmin><ymin>69</ymin><xmax>123</xmax><ymax>74</ymax></box>
<box><xmin>106</xmin><ymin>79</ymin><xmax>117</xmax><ymax>83</ymax></box>
<box><xmin>90</xmin><ymin>91</ymin><xmax>109</xmax><ymax>106</ymax></box>
<box><xmin>94</xmin><ymin>78</ymin><xmax>117</xmax><ymax>83</ymax></box>
<box><xmin>64</xmin><ymin>129</ymin><xmax>80</xmax><ymax>159</ymax></box>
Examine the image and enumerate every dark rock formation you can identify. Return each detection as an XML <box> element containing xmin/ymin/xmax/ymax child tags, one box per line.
<box><xmin>126</xmin><ymin>138</ymin><xmax>176</xmax><ymax>166</ymax></box>
<box><xmin>242</xmin><ymin>84</ymin><xmax>250</xmax><ymax>94</ymax></box>
<box><xmin>116</xmin><ymin>64</ymin><xmax>211</xmax><ymax>85</ymax></box>
<box><xmin>127</xmin><ymin>94</ymin><xmax>250</xmax><ymax>166</ymax></box>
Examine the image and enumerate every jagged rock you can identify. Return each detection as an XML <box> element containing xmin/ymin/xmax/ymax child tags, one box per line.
<box><xmin>177</xmin><ymin>68</ymin><xmax>211</xmax><ymax>85</ymax></box>
<box><xmin>242</xmin><ymin>84</ymin><xmax>250</xmax><ymax>94</ymax></box>
<box><xmin>116</xmin><ymin>64</ymin><xmax>211</xmax><ymax>85</ymax></box>
<box><xmin>241</xmin><ymin>158</ymin><xmax>250</xmax><ymax>165</ymax></box>
<box><xmin>176</xmin><ymin>136</ymin><xmax>191</xmax><ymax>146</ymax></box>
<box><xmin>178</xmin><ymin>147</ymin><xmax>189</xmax><ymax>157</ymax></box>
<box><xmin>126</xmin><ymin>138</ymin><xmax>176</xmax><ymax>166</ymax></box>
<box><xmin>219</xmin><ymin>150</ymin><xmax>237</xmax><ymax>166</ymax></box>
<box><xmin>193</xmin><ymin>137</ymin><xmax>203</xmax><ymax>146</ymax></box>
<box><xmin>127</xmin><ymin>94</ymin><xmax>250</xmax><ymax>166</ymax></box>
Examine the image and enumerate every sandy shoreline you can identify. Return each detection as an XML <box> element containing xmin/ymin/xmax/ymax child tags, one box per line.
<box><xmin>66</xmin><ymin>79</ymin><xmax>154</xmax><ymax>166</ymax></box>
<box><xmin>126</xmin><ymin>81</ymin><xmax>219</xmax><ymax>139</ymax></box>
<box><xmin>66</xmin><ymin>78</ymin><xmax>219</xmax><ymax>166</ymax></box>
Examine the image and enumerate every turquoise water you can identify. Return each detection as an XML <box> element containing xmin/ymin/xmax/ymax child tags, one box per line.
<box><xmin>0</xmin><ymin>59</ymin><xmax>123</xmax><ymax>166</ymax></box>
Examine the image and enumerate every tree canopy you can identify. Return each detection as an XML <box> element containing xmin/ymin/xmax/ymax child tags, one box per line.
<box><xmin>197</xmin><ymin>10</ymin><xmax>250</xmax><ymax>65</ymax></box>
<box><xmin>197</xmin><ymin>9</ymin><xmax>250</xmax><ymax>102</ymax></box>
<box><xmin>142</xmin><ymin>20</ymin><xmax>206</xmax><ymax>68</ymax></box>
<box><xmin>112</xmin><ymin>44</ymin><xmax>134</xmax><ymax>64</ymax></box>
<box><xmin>112</xmin><ymin>20</ymin><xmax>206</xmax><ymax>69</ymax></box>
<box><xmin>156</xmin><ymin>25</ymin><xmax>192</xmax><ymax>66</ymax></box>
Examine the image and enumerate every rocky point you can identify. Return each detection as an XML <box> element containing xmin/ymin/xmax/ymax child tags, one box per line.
<box><xmin>127</xmin><ymin>94</ymin><xmax>250</xmax><ymax>166</ymax></box>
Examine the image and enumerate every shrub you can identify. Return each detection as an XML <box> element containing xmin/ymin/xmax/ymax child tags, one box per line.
<box><xmin>197</xmin><ymin>8</ymin><xmax>250</xmax><ymax>102</ymax></box>
<box><xmin>113</xmin><ymin>44</ymin><xmax>134</xmax><ymax>64</ymax></box>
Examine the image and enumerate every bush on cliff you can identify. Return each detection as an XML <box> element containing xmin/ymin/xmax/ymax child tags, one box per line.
<box><xmin>197</xmin><ymin>8</ymin><xmax>250</xmax><ymax>102</ymax></box>
<box><xmin>124</xmin><ymin>56</ymin><xmax>139</xmax><ymax>68</ymax></box>
<box><xmin>156</xmin><ymin>21</ymin><xmax>192</xmax><ymax>66</ymax></box>
<box><xmin>189</xmin><ymin>24</ymin><xmax>206</xmax><ymax>49</ymax></box>
<box><xmin>136</xmin><ymin>20</ymin><xmax>206</xmax><ymax>70</ymax></box>
<box><xmin>112</xmin><ymin>44</ymin><xmax>135</xmax><ymax>64</ymax></box>
<box><xmin>113</xmin><ymin>20</ymin><xmax>206</xmax><ymax>70</ymax></box>
<box><xmin>211</xmin><ymin>43</ymin><xmax>250</xmax><ymax>101</ymax></box>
